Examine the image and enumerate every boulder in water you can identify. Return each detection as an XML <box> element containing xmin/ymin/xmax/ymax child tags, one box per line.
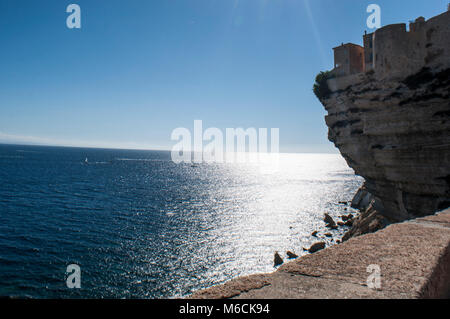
<box><xmin>324</xmin><ymin>213</ymin><xmax>336</xmax><ymax>227</ymax></box>
<box><xmin>308</xmin><ymin>242</ymin><xmax>326</xmax><ymax>254</ymax></box>
<box><xmin>286</xmin><ymin>251</ymin><xmax>298</xmax><ymax>259</ymax></box>
<box><xmin>274</xmin><ymin>252</ymin><xmax>284</xmax><ymax>266</ymax></box>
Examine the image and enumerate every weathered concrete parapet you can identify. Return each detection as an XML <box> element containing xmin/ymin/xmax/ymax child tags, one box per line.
<box><xmin>189</xmin><ymin>209</ymin><xmax>450</xmax><ymax>299</ymax></box>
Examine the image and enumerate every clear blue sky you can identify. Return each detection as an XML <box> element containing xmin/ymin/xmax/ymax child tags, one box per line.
<box><xmin>0</xmin><ymin>0</ymin><xmax>447</xmax><ymax>152</ymax></box>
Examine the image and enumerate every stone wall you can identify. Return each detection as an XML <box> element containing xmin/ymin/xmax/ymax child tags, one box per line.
<box><xmin>373</xmin><ymin>11</ymin><xmax>450</xmax><ymax>80</ymax></box>
<box><xmin>363</xmin><ymin>32</ymin><xmax>374</xmax><ymax>71</ymax></box>
<box><xmin>331</xmin><ymin>11</ymin><xmax>450</xmax><ymax>78</ymax></box>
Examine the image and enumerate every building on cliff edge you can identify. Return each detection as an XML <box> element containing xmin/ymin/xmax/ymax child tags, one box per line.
<box><xmin>331</xmin><ymin>8</ymin><xmax>450</xmax><ymax>79</ymax></box>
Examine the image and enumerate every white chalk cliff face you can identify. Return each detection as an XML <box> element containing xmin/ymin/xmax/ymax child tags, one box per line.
<box><xmin>318</xmin><ymin>11</ymin><xmax>450</xmax><ymax>222</ymax></box>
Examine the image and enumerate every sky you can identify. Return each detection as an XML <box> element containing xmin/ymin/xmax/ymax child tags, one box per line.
<box><xmin>0</xmin><ymin>0</ymin><xmax>447</xmax><ymax>153</ymax></box>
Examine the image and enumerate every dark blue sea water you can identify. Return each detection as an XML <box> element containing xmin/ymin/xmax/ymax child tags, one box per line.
<box><xmin>0</xmin><ymin>144</ymin><xmax>362</xmax><ymax>298</ymax></box>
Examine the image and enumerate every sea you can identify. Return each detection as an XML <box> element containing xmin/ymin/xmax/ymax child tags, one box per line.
<box><xmin>0</xmin><ymin>144</ymin><xmax>362</xmax><ymax>298</ymax></box>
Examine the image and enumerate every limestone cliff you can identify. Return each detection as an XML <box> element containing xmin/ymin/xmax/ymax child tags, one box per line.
<box><xmin>318</xmin><ymin>11</ymin><xmax>450</xmax><ymax>222</ymax></box>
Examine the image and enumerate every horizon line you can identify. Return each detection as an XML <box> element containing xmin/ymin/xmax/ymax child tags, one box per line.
<box><xmin>0</xmin><ymin>141</ymin><xmax>339</xmax><ymax>155</ymax></box>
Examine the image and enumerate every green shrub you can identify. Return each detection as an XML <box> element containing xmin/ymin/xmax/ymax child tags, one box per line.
<box><xmin>313</xmin><ymin>71</ymin><xmax>334</xmax><ymax>101</ymax></box>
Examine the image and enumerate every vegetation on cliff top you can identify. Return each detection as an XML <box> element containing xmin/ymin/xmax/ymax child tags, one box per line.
<box><xmin>313</xmin><ymin>71</ymin><xmax>334</xmax><ymax>101</ymax></box>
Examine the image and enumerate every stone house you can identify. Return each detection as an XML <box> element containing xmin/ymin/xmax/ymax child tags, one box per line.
<box><xmin>332</xmin><ymin>43</ymin><xmax>365</xmax><ymax>77</ymax></box>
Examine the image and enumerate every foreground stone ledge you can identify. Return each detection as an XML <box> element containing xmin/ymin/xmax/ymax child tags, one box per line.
<box><xmin>189</xmin><ymin>209</ymin><xmax>450</xmax><ymax>299</ymax></box>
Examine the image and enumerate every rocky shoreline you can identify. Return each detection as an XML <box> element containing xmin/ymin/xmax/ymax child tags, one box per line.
<box><xmin>271</xmin><ymin>184</ymin><xmax>392</xmax><ymax>268</ymax></box>
<box><xmin>187</xmin><ymin>186</ymin><xmax>450</xmax><ymax>299</ymax></box>
<box><xmin>189</xmin><ymin>208</ymin><xmax>450</xmax><ymax>299</ymax></box>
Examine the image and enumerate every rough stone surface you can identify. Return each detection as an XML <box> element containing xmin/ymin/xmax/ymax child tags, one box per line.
<box><xmin>342</xmin><ymin>201</ymin><xmax>391</xmax><ymax>241</ymax></box>
<box><xmin>189</xmin><ymin>209</ymin><xmax>450</xmax><ymax>299</ymax></box>
<box><xmin>371</xmin><ymin>12</ymin><xmax>450</xmax><ymax>80</ymax></box>
<box><xmin>351</xmin><ymin>184</ymin><xmax>373</xmax><ymax>211</ymax></box>
<box><xmin>342</xmin><ymin>184</ymin><xmax>391</xmax><ymax>241</ymax></box>
<box><xmin>189</xmin><ymin>274</ymin><xmax>271</xmax><ymax>299</ymax></box>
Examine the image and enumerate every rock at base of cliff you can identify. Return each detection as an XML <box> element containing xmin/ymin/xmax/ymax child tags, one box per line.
<box><xmin>342</xmin><ymin>202</ymin><xmax>391</xmax><ymax>242</ymax></box>
<box><xmin>286</xmin><ymin>251</ymin><xmax>298</xmax><ymax>259</ymax></box>
<box><xmin>308</xmin><ymin>242</ymin><xmax>326</xmax><ymax>253</ymax></box>
<box><xmin>341</xmin><ymin>214</ymin><xmax>353</xmax><ymax>222</ymax></box>
<box><xmin>274</xmin><ymin>252</ymin><xmax>284</xmax><ymax>266</ymax></box>
<box><xmin>351</xmin><ymin>184</ymin><xmax>374</xmax><ymax>212</ymax></box>
<box><xmin>324</xmin><ymin>213</ymin><xmax>336</xmax><ymax>228</ymax></box>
